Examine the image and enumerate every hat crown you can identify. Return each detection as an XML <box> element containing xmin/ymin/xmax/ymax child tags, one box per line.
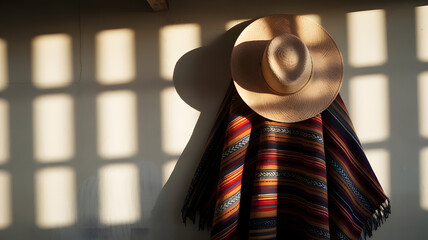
<box><xmin>261</xmin><ymin>33</ymin><xmax>313</xmax><ymax>95</ymax></box>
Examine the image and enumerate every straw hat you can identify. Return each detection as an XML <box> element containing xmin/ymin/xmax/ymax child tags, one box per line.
<box><xmin>231</xmin><ymin>14</ymin><xmax>343</xmax><ymax>123</ymax></box>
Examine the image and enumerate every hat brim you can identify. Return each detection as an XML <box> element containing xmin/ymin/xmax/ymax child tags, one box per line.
<box><xmin>231</xmin><ymin>14</ymin><xmax>343</xmax><ymax>123</ymax></box>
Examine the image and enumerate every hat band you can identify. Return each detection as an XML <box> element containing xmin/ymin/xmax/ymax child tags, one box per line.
<box><xmin>261</xmin><ymin>33</ymin><xmax>313</xmax><ymax>95</ymax></box>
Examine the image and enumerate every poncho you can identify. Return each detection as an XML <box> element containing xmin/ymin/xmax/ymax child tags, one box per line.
<box><xmin>182</xmin><ymin>85</ymin><xmax>390</xmax><ymax>240</ymax></box>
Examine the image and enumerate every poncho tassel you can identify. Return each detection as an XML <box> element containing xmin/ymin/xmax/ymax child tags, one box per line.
<box><xmin>360</xmin><ymin>198</ymin><xmax>391</xmax><ymax>239</ymax></box>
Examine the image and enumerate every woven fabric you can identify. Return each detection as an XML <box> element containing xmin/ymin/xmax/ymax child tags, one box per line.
<box><xmin>182</xmin><ymin>86</ymin><xmax>390</xmax><ymax>240</ymax></box>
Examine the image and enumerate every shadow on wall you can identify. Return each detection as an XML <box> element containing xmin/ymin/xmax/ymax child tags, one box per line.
<box><xmin>0</xmin><ymin>1</ymin><xmax>164</xmax><ymax>239</ymax></box>
<box><xmin>149</xmin><ymin>21</ymin><xmax>250</xmax><ymax>240</ymax></box>
<box><xmin>1</xmin><ymin>0</ymin><xmax>428</xmax><ymax>240</ymax></box>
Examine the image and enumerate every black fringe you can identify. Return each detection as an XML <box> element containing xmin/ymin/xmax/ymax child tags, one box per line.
<box><xmin>182</xmin><ymin>82</ymin><xmax>236</xmax><ymax>230</ymax></box>
<box><xmin>182</xmin><ymin>201</ymin><xmax>215</xmax><ymax>230</ymax></box>
<box><xmin>360</xmin><ymin>198</ymin><xmax>391</xmax><ymax>240</ymax></box>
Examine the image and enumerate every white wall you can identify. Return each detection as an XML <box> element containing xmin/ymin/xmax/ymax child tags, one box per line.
<box><xmin>0</xmin><ymin>0</ymin><xmax>427</xmax><ymax>239</ymax></box>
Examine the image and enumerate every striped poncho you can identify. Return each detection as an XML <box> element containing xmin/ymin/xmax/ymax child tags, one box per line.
<box><xmin>182</xmin><ymin>85</ymin><xmax>390</xmax><ymax>240</ymax></box>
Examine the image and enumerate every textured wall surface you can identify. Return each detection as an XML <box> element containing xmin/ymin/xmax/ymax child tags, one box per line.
<box><xmin>0</xmin><ymin>0</ymin><xmax>428</xmax><ymax>239</ymax></box>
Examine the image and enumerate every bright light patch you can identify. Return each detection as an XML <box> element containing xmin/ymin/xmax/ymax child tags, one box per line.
<box><xmin>416</xmin><ymin>6</ymin><xmax>428</xmax><ymax>62</ymax></box>
<box><xmin>421</xmin><ymin>147</ymin><xmax>428</xmax><ymax>210</ymax></box>
<box><xmin>161</xmin><ymin>87</ymin><xmax>200</xmax><ymax>155</ymax></box>
<box><xmin>160</xmin><ymin>23</ymin><xmax>201</xmax><ymax>80</ymax></box>
<box><xmin>35</xmin><ymin>167</ymin><xmax>76</xmax><ymax>228</ymax></box>
<box><xmin>0</xmin><ymin>38</ymin><xmax>7</xmax><ymax>91</ymax></box>
<box><xmin>96</xmin><ymin>29</ymin><xmax>136</xmax><ymax>85</ymax></box>
<box><xmin>32</xmin><ymin>34</ymin><xmax>73</xmax><ymax>88</ymax></box>
<box><xmin>225</xmin><ymin>19</ymin><xmax>251</xmax><ymax>30</ymax></box>
<box><xmin>418</xmin><ymin>72</ymin><xmax>428</xmax><ymax>137</ymax></box>
<box><xmin>301</xmin><ymin>14</ymin><xmax>321</xmax><ymax>25</ymax></box>
<box><xmin>0</xmin><ymin>170</ymin><xmax>11</xmax><ymax>229</ymax></box>
<box><xmin>97</xmin><ymin>90</ymin><xmax>138</xmax><ymax>159</ymax></box>
<box><xmin>347</xmin><ymin>9</ymin><xmax>387</xmax><ymax>67</ymax></box>
<box><xmin>162</xmin><ymin>159</ymin><xmax>177</xmax><ymax>186</ymax></box>
<box><xmin>365</xmin><ymin>149</ymin><xmax>391</xmax><ymax>196</ymax></box>
<box><xmin>350</xmin><ymin>74</ymin><xmax>389</xmax><ymax>143</ymax></box>
<box><xmin>0</xmin><ymin>99</ymin><xmax>9</xmax><ymax>164</ymax></box>
<box><xmin>33</xmin><ymin>94</ymin><xmax>74</xmax><ymax>162</ymax></box>
<box><xmin>99</xmin><ymin>163</ymin><xmax>140</xmax><ymax>225</ymax></box>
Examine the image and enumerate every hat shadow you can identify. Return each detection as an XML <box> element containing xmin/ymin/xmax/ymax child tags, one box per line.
<box><xmin>173</xmin><ymin>21</ymin><xmax>252</xmax><ymax>111</ymax></box>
